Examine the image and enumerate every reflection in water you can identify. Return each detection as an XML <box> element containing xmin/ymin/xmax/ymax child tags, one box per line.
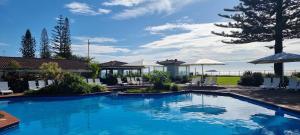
<box><xmin>1</xmin><ymin>94</ymin><xmax>300</xmax><ymax>135</ymax></box>
<box><xmin>180</xmin><ymin>105</ymin><xmax>226</xmax><ymax>115</ymax></box>
<box><xmin>250</xmin><ymin>114</ymin><xmax>300</xmax><ymax>135</ymax></box>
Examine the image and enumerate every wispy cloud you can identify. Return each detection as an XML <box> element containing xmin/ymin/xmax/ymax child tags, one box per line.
<box><xmin>0</xmin><ymin>42</ymin><xmax>8</xmax><ymax>46</ymax></box>
<box><xmin>112</xmin><ymin>0</ymin><xmax>199</xmax><ymax>20</ymax></box>
<box><xmin>103</xmin><ymin>0</ymin><xmax>145</xmax><ymax>7</ymax></box>
<box><xmin>72</xmin><ymin>36</ymin><xmax>129</xmax><ymax>58</ymax></box>
<box><xmin>65</xmin><ymin>2</ymin><xmax>111</xmax><ymax>16</ymax></box>
<box><xmin>73</xmin><ymin>36</ymin><xmax>117</xmax><ymax>43</ymax></box>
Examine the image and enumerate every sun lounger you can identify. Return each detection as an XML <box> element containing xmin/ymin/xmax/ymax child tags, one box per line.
<box><xmin>203</xmin><ymin>77</ymin><xmax>217</xmax><ymax>86</ymax></box>
<box><xmin>0</xmin><ymin>82</ymin><xmax>13</xmax><ymax>95</ymax></box>
<box><xmin>28</xmin><ymin>81</ymin><xmax>39</xmax><ymax>90</ymax></box>
<box><xmin>270</xmin><ymin>78</ymin><xmax>280</xmax><ymax>89</ymax></box>
<box><xmin>138</xmin><ymin>77</ymin><xmax>143</xmax><ymax>85</ymax></box>
<box><xmin>117</xmin><ymin>78</ymin><xmax>128</xmax><ymax>86</ymax></box>
<box><xmin>131</xmin><ymin>77</ymin><xmax>138</xmax><ymax>85</ymax></box>
<box><xmin>87</xmin><ymin>78</ymin><xmax>94</xmax><ymax>84</ymax></box>
<box><xmin>186</xmin><ymin>77</ymin><xmax>200</xmax><ymax>86</ymax></box>
<box><xmin>260</xmin><ymin>78</ymin><xmax>272</xmax><ymax>89</ymax></box>
<box><xmin>126</xmin><ymin>77</ymin><xmax>132</xmax><ymax>84</ymax></box>
<box><xmin>38</xmin><ymin>80</ymin><xmax>46</xmax><ymax>89</ymax></box>
<box><xmin>95</xmin><ymin>78</ymin><xmax>101</xmax><ymax>85</ymax></box>
<box><xmin>47</xmin><ymin>80</ymin><xmax>54</xmax><ymax>86</ymax></box>
<box><xmin>287</xmin><ymin>78</ymin><xmax>299</xmax><ymax>90</ymax></box>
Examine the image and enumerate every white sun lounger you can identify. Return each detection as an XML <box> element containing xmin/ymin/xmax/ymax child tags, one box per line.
<box><xmin>271</xmin><ymin>78</ymin><xmax>280</xmax><ymax>89</ymax></box>
<box><xmin>260</xmin><ymin>78</ymin><xmax>272</xmax><ymax>89</ymax></box>
<box><xmin>117</xmin><ymin>78</ymin><xmax>128</xmax><ymax>86</ymax></box>
<box><xmin>126</xmin><ymin>77</ymin><xmax>132</xmax><ymax>84</ymax></box>
<box><xmin>47</xmin><ymin>80</ymin><xmax>54</xmax><ymax>86</ymax></box>
<box><xmin>186</xmin><ymin>77</ymin><xmax>200</xmax><ymax>86</ymax></box>
<box><xmin>287</xmin><ymin>78</ymin><xmax>299</xmax><ymax>90</ymax></box>
<box><xmin>87</xmin><ymin>78</ymin><xmax>94</xmax><ymax>84</ymax></box>
<box><xmin>94</xmin><ymin>78</ymin><xmax>101</xmax><ymax>85</ymax></box>
<box><xmin>131</xmin><ymin>77</ymin><xmax>138</xmax><ymax>85</ymax></box>
<box><xmin>0</xmin><ymin>82</ymin><xmax>13</xmax><ymax>95</ymax></box>
<box><xmin>38</xmin><ymin>80</ymin><xmax>46</xmax><ymax>89</ymax></box>
<box><xmin>28</xmin><ymin>81</ymin><xmax>39</xmax><ymax>90</ymax></box>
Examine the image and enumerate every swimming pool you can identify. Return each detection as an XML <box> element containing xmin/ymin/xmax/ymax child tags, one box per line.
<box><xmin>1</xmin><ymin>93</ymin><xmax>300</xmax><ymax>135</ymax></box>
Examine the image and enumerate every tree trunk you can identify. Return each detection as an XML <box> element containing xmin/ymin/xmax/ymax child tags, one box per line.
<box><xmin>274</xmin><ymin>0</ymin><xmax>284</xmax><ymax>85</ymax></box>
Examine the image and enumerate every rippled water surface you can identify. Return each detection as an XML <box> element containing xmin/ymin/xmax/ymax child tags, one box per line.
<box><xmin>1</xmin><ymin>93</ymin><xmax>300</xmax><ymax>135</ymax></box>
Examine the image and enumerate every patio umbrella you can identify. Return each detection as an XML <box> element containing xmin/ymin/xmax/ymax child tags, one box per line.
<box><xmin>249</xmin><ymin>52</ymin><xmax>300</xmax><ymax>64</ymax></box>
<box><xmin>249</xmin><ymin>52</ymin><xmax>300</xmax><ymax>86</ymax></box>
<box><xmin>206</xmin><ymin>69</ymin><xmax>218</xmax><ymax>76</ymax></box>
<box><xmin>186</xmin><ymin>59</ymin><xmax>225</xmax><ymax>83</ymax></box>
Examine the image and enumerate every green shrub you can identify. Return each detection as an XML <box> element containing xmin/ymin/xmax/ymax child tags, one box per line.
<box><xmin>91</xmin><ymin>85</ymin><xmax>107</xmax><ymax>93</ymax></box>
<box><xmin>149</xmin><ymin>71</ymin><xmax>170</xmax><ymax>89</ymax></box>
<box><xmin>26</xmin><ymin>72</ymin><xmax>107</xmax><ymax>96</ymax></box>
<box><xmin>238</xmin><ymin>71</ymin><xmax>263</xmax><ymax>86</ymax></box>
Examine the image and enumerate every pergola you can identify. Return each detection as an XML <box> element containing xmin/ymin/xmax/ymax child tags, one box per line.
<box><xmin>99</xmin><ymin>61</ymin><xmax>144</xmax><ymax>77</ymax></box>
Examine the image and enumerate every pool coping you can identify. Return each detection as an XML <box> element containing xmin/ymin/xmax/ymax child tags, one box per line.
<box><xmin>0</xmin><ymin>111</ymin><xmax>19</xmax><ymax>131</ymax></box>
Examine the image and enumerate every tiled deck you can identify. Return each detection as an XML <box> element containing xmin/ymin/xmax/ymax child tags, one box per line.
<box><xmin>0</xmin><ymin>111</ymin><xmax>19</xmax><ymax>130</ymax></box>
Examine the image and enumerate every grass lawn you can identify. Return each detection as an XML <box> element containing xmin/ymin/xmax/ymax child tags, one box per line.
<box><xmin>217</xmin><ymin>76</ymin><xmax>240</xmax><ymax>86</ymax></box>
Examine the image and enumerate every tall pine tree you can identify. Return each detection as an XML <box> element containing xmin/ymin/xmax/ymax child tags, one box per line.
<box><xmin>212</xmin><ymin>0</ymin><xmax>300</xmax><ymax>79</ymax></box>
<box><xmin>52</xmin><ymin>15</ymin><xmax>72</xmax><ymax>59</ymax></box>
<box><xmin>20</xmin><ymin>29</ymin><xmax>36</xmax><ymax>58</ymax></box>
<box><xmin>62</xmin><ymin>17</ymin><xmax>72</xmax><ymax>58</ymax></box>
<box><xmin>40</xmin><ymin>28</ymin><xmax>51</xmax><ymax>58</ymax></box>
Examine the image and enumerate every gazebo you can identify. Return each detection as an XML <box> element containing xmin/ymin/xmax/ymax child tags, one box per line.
<box><xmin>100</xmin><ymin>61</ymin><xmax>144</xmax><ymax>77</ymax></box>
<box><xmin>157</xmin><ymin>59</ymin><xmax>185</xmax><ymax>78</ymax></box>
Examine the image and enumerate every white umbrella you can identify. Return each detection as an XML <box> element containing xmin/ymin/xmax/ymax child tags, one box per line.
<box><xmin>185</xmin><ymin>59</ymin><xmax>225</xmax><ymax>83</ymax></box>
<box><xmin>249</xmin><ymin>52</ymin><xmax>300</xmax><ymax>64</ymax></box>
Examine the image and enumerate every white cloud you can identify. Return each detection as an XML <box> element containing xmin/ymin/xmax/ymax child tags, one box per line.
<box><xmin>72</xmin><ymin>44</ymin><xmax>130</xmax><ymax>55</ymax></box>
<box><xmin>65</xmin><ymin>2</ymin><xmax>111</xmax><ymax>16</ymax></box>
<box><xmin>113</xmin><ymin>0</ymin><xmax>199</xmax><ymax>20</ymax></box>
<box><xmin>0</xmin><ymin>42</ymin><xmax>8</xmax><ymax>46</ymax></box>
<box><xmin>73</xmin><ymin>36</ymin><xmax>117</xmax><ymax>43</ymax></box>
<box><xmin>103</xmin><ymin>0</ymin><xmax>145</xmax><ymax>7</ymax></box>
<box><xmin>137</xmin><ymin>22</ymin><xmax>300</xmax><ymax>63</ymax></box>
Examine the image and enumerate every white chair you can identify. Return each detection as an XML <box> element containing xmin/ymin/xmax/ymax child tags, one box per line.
<box><xmin>260</xmin><ymin>78</ymin><xmax>272</xmax><ymax>89</ymax></box>
<box><xmin>117</xmin><ymin>78</ymin><xmax>128</xmax><ymax>86</ymax></box>
<box><xmin>203</xmin><ymin>77</ymin><xmax>211</xmax><ymax>86</ymax></box>
<box><xmin>131</xmin><ymin>77</ymin><xmax>138</xmax><ymax>85</ymax></box>
<box><xmin>271</xmin><ymin>78</ymin><xmax>280</xmax><ymax>89</ymax></box>
<box><xmin>28</xmin><ymin>81</ymin><xmax>39</xmax><ymax>90</ymax></box>
<box><xmin>210</xmin><ymin>77</ymin><xmax>217</xmax><ymax>86</ymax></box>
<box><xmin>0</xmin><ymin>82</ymin><xmax>13</xmax><ymax>95</ymax></box>
<box><xmin>186</xmin><ymin>77</ymin><xmax>200</xmax><ymax>86</ymax></box>
<box><xmin>87</xmin><ymin>78</ymin><xmax>94</xmax><ymax>84</ymax></box>
<box><xmin>47</xmin><ymin>80</ymin><xmax>54</xmax><ymax>86</ymax></box>
<box><xmin>126</xmin><ymin>77</ymin><xmax>132</xmax><ymax>84</ymax></box>
<box><xmin>94</xmin><ymin>78</ymin><xmax>101</xmax><ymax>85</ymax></box>
<box><xmin>38</xmin><ymin>80</ymin><xmax>46</xmax><ymax>89</ymax></box>
<box><xmin>287</xmin><ymin>78</ymin><xmax>299</xmax><ymax>90</ymax></box>
<box><xmin>138</xmin><ymin>77</ymin><xmax>143</xmax><ymax>85</ymax></box>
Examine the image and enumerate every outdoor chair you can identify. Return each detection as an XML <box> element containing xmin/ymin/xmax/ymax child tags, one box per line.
<box><xmin>87</xmin><ymin>78</ymin><xmax>94</xmax><ymax>84</ymax></box>
<box><xmin>47</xmin><ymin>80</ymin><xmax>54</xmax><ymax>86</ymax></box>
<box><xmin>131</xmin><ymin>77</ymin><xmax>138</xmax><ymax>85</ymax></box>
<box><xmin>186</xmin><ymin>77</ymin><xmax>200</xmax><ymax>86</ymax></box>
<box><xmin>287</xmin><ymin>78</ymin><xmax>300</xmax><ymax>90</ymax></box>
<box><xmin>0</xmin><ymin>82</ymin><xmax>13</xmax><ymax>95</ymax></box>
<box><xmin>138</xmin><ymin>77</ymin><xmax>143</xmax><ymax>85</ymax></box>
<box><xmin>260</xmin><ymin>78</ymin><xmax>272</xmax><ymax>89</ymax></box>
<box><xmin>95</xmin><ymin>78</ymin><xmax>101</xmax><ymax>85</ymax></box>
<box><xmin>117</xmin><ymin>78</ymin><xmax>128</xmax><ymax>86</ymax></box>
<box><xmin>28</xmin><ymin>81</ymin><xmax>39</xmax><ymax>90</ymax></box>
<box><xmin>38</xmin><ymin>80</ymin><xmax>46</xmax><ymax>89</ymax></box>
<box><xmin>126</xmin><ymin>77</ymin><xmax>133</xmax><ymax>84</ymax></box>
<box><xmin>271</xmin><ymin>78</ymin><xmax>280</xmax><ymax>89</ymax></box>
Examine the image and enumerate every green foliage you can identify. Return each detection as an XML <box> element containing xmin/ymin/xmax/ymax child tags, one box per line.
<box><xmin>20</xmin><ymin>29</ymin><xmax>36</xmax><ymax>58</ymax></box>
<box><xmin>238</xmin><ymin>71</ymin><xmax>263</xmax><ymax>86</ymax></box>
<box><xmin>26</xmin><ymin>72</ymin><xmax>107</xmax><ymax>96</ymax></box>
<box><xmin>142</xmin><ymin>73</ymin><xmax>151</xmax><ymax>82</ymax></box>
<box><xmin>89</xmin><ymin>62</ymin><xmax>100</xmax><ymax>79</ymax></box>
<box><xmin>149</xmin><ymin>71</ymin><xmax>170</xmax><ymax>89</ymax></box>
<box><xmin>40</xmin><ymin>28</ymin><xmax>51</xmax><ymax>58</ymax></box>
<box><xmin>39</xmin><ymin>62</ymin><xmax>62</xmax><ymax>80</ymax></box>
<box><xmin>292</xmin><ymin>72</ymin><xmax>300</xmax><ymax>78</ymax></box>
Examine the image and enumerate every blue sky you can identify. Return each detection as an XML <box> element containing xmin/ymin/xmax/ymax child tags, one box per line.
<box><xmin>1</xmin><ymin>0</ymin><xmax>300</xmax><ymax>72</ymax></box>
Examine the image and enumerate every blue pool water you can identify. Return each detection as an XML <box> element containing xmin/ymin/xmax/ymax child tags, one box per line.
<box><xmin>1</xmin><ymin>93</ymin><xmax>300</xmax><ymax>135</ymax></box>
